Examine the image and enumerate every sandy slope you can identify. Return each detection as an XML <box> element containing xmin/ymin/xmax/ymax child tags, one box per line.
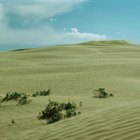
<box><xmin>0</xmin><ymin>41</ymin><xmax>140</xmax><ymax>140</ymax></box>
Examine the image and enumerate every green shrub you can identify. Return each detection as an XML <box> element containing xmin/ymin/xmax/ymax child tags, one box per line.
<box><xmin>109</xmin><ymin>93</ymin><xmax>114</xmax><ymax>97</ymax></box>
<box><xmin>17</xmin><ymin>94</ymin><xmax>31</xmax><ymax>106</ymax></box>
<box><xmin>38</xmin><ymin>100</ymin><xmax>80</xmax><ymax>124</ymax></box>
<box><xmin>64</xmin><ymin>102</ymin><xmax>76</xmax><ymax>110</ymax></box>
<box><xmin>63</xmin><ymin>102</ymin><xmax>77</xmax><ymax>118</ymax></box>
<box><xmin>38</xmin><ymin>101</ymin><xmax>63</xmax><ymax>123</ymax></box>
<box><xmin>94</xmin><ymin>88</ymin><xmax>114</xmax><ymax>98</ymax></box>
<box><xmin>32</xmin><ymin>89</ymin><xmax>51</xmax><ymax>97</ymax></box>
<box><xmin>11</xmin><ymin>119</ymin><xmax>15</xmax><ymax>124</ymax></box>
<box><xmin>65</xmin><ymin>109</ymin><xmax>77</xmax><ymax>118</ymax></box>
<box><xmin>1</xmin><ymin>92</ymin><xmax>23</xmax><ymax>102</ymax></box>
<box><xmin>1</xmin><ymin>92</ymin><xmax>31</xmax><ymax>105</ymax></box>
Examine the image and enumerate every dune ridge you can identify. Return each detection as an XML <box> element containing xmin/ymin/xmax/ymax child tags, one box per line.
<box><xmin>0</xmin><ymin>41</ymin><xmax>140</xmax><ymax>140</ymax></box>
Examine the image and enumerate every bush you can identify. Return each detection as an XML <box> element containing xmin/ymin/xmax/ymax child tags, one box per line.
<box><xmin>1</xmin><ymin>92</ymin><xmax>23</xmax><ymax>102</ymax></box>
<box><xmin>1</xmin><ymin>92</ymin><xmax>31</xmax><ymax>105</ymax></box>
<box><xmin>17</xmin><ymin>94</ymin><xmax>32</xmax><ymax>106</ymax></box>
<box><xmin>63</xmin><ymin>102</ymin><xmax>77</xmax><ymax>118</ymax></box>
<box><xmin>38</xmin><ymin>100</ymin><xmax>80</xmax><ymax>124</ymax></box>
<box><xmin>32</xmin><ymin>89</ymin><xmax>51</xmax><ymax>97</ymax></box>
<box><xmin>94</xmin><ymin>88</ymin><xmax>114</xmax><ymax>98</ymax></box>
<box><xmin>65</xmin><ymin>109</ymin><xmax>77</xmax><ymax>118</ymax></box>
<box><xmin>11</xmin><ymin>119</ymin><xmax>15</xmax><ymax>124</ymax></box>
<box><xmin>38</xmin><ymin>101</ymin><xmax>63</xmax><ymax>123</ymax></box>
<box><xmin>64</xmin><ymin>102</ymin><xmax>76</xmax><ymax>110</ymax></box>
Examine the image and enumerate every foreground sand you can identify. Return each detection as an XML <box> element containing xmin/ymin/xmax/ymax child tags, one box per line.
<box><xmin>0</xmin><ymin>41</ymin><xmax>140</xmax><ymax>140</ymax></box>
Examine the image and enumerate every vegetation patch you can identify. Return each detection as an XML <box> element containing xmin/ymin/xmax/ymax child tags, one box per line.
<box><xmin>17</xmin><ymin>94</ymin><xmax>32</xmax><ymax>105</ymax></box>
<box><xmin>1</xmin><ymin>92</ymin><xmax>31</xmax><ymax>105</ymax></box>
<box><xmin>1</xmin><ymin>92</ymin><xmax>22</xmax><ymax>102</ymax></box>
<box><xmin>32</xmin><ymin>89</ymin><xmax>51</xmax><ymax>97</ymax></box>
<box><xmin>94</xmin><ymin>88</ymin><xmax>114</xmax><ymax>98</ymax></box>
<box><xmin>38</xmin><ymin>100</ymin><xmax>81</xmax><ymax>124</ymax></box>
<box><xmin>11</xmin><ymin>119</ymin><xmax>15</xmax><ymax>124</ymax></box>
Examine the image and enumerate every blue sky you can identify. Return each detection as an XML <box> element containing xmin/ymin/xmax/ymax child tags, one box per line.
<box><xmin>0</xmin><ymin>0</ymin><xmax>140</xmax><ymax>50</ymax></box>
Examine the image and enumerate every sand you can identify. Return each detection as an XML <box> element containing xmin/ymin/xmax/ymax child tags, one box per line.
<box><xmin>0</xmin><ymin>41</ymin><xmax>140</xmax><ymax>140</ymax></box>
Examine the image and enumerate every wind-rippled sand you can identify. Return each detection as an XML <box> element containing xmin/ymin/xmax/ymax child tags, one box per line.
<box><xmin>0</xmin><ymin>41</ymin><xmax>140</xmax><ymax>140</ymax></box>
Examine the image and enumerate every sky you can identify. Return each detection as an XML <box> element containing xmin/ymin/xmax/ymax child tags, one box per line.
<box><xmin>0</xmin><ymin>0</ymin><xmax>140</xmax><ymax>50</ymax></box>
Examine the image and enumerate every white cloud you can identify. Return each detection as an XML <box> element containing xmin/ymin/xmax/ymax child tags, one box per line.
<box><xmin>0</xmin><ymin>0</ymin><xmax>88</xmax><ymax>47</ymax></box>
<box><xmin>0</xmin><ymin>0</ymin><xmax>107</xmax><ymax>49</ymax></box>
<box><xmin>3</xmin><ymin>0</ymin><xmax>87</xmax><ymax>21</ymax></box>
<box><xmin>65</xmin><ymin>27</ymin><xmax>107</xmax><ymax>43</ymax></box>
<box><xmin>71</xmin><ymin>28</ymin><xmax>79</xmax><ymax>34</ymax></box>
<box><xmin>0</xmin><ymin>26</ymin><xmax>107</xmax><ymax>47</ymax></box>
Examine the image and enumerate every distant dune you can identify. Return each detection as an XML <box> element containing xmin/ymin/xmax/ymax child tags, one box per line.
<box><xmin>0</xmin><ymin>40</ymin><xmax>140</xmax><ymax>140</ymax></box>
<box><xmin>80</xmin><ymin>40</ymin><xmax>134</xmax><ymax>46</ymax></box>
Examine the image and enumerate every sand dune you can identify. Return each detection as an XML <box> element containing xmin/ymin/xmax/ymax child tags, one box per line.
<box><xmin>0</xmin><ymin>41</ymin><xmax>140</xmax><ymax>140</ymax></box>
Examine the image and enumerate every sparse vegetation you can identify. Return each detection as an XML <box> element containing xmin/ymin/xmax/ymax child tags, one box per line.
<box><xmin>38</xmin><ymin>100</ymin><xmax>80</xmax><ymax>124</ymax></box>
<box><xmin>32</xmin><ymin>89</ymin><xmax>51</xmax><ymax>97</ymax></box>
<box><xmin>38</xmin><ymin>101</ymin><xmax>63</xmax><ymax>123</ymax></box>
<box><xmin>1</xmin><ymin>92</ymin><xmax>23</xmax><ymax>102</ymax></box>
<box><xmin>17</xmin><ymin>94</ymin><xmax>32</xmax><ymax>105</ymax></box>
<box><xmin>11</xmin><ymin>119</ymin><xmax>15</xmax><ymax>124</ymax></box>
<box><xmin>0</xmin><ymin>90</ymin><xmax>51</xmax><ymax>106</ymax></box>
<box><xmin>0</xmin><ymin>41</ymin><xmax>140</xmax><ymax>140</ymax></box>
<box><xmin>94</xmin><ymin>88</ymin><xmax>114</xmax><ymax>98</ymax></box>
<box><xmin>1</xmin><ymin>92</ymin><xmax>31</xmax><ymax>105</ymax></box>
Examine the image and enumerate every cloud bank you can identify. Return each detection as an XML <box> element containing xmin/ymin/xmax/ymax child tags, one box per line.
<box><xmin>0</xmin><ymin>0</ymin><xmax>107</xmax><ymax>49</ymax></box>
<box><xmin>66</xmin><ymin>28</ymin><xmax>106</xmax><ymax>42</ymax></box>
<box><xmin>1</xmin><ymin>0</ymin><xmax>86</xmax><ymax>27</ymax></box>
